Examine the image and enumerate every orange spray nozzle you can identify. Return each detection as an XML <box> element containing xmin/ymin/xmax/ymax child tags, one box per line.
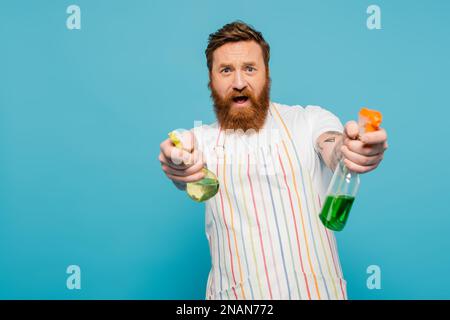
<box><xmin>359</xmin><ymin>108</ymin><xmax>382</xmax><ymax>133</ymax></box>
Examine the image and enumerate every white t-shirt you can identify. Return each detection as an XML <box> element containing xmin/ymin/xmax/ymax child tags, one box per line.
<box><xmin>192</xmin><ymin>101</ymin><xmax>347</xmax><ymax>300</ymax></box>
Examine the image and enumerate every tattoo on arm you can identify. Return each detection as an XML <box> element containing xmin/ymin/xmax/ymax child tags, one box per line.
<box><xmin>316</xmin><ymin>131</ymin><xmax>343</xmax><ymax>171</ymax></box>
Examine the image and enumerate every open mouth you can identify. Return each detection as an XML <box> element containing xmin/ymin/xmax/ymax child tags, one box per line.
<box><xmin>232</xmin><ymin>96</ymin><xmax>249</xmax><ymax>104</ymax></box>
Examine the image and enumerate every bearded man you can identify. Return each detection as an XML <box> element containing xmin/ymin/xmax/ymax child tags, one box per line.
<box><xmin>158</xmin><ymin>21</ymin><xmax>388</xmax><ymax>300</ymax></box>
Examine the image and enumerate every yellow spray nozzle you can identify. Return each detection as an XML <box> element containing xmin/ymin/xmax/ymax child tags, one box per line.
<box><xmin>168</xmin><ymin>131</ymin><xmax>183</xmax><ymax>149</ymax></box>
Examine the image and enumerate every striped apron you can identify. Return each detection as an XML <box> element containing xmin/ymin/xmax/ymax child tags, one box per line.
<box><xmin>204</xmin><ymin>103</ymin><xmax>347</xmax><ymax>300</ymax></box>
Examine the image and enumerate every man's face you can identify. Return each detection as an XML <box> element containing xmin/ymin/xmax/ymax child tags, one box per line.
<box><xmin>209</xmin><ymin>40</ymin><xmax>271</xmax><ymax>132</ymax></box>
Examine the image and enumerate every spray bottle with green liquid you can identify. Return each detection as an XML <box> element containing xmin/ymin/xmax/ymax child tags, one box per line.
<box><xmin>319</xmin><ymin>108</ymin><xmax>383</xmax><ymax>231</ymax></box>
<box><xmin>168</xmin><ymin>129</ymin><xmax>219</xmax><ymax>202</ymax></box>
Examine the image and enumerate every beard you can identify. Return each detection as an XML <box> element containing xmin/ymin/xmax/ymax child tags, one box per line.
<box><xmin>209</xmin><ymin>73</ymin><xmax>271</xmax><ymax>132</ymax></box>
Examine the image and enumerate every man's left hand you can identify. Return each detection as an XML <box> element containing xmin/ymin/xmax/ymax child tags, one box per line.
<box><xmin>341</xmin><ymin>121</ymin><xmax>388</xmax><ymax>173</ymax></box>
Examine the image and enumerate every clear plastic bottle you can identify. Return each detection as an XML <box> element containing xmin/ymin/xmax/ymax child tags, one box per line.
<box><xmin>319</xmin><ymin>108</ymin><xmax>383</xmax><ymax>231</ymax></box>
<box><xmin>168</xmin><ymin>129</ymin><xmax>219</xmax><ymax>202</ymax></box>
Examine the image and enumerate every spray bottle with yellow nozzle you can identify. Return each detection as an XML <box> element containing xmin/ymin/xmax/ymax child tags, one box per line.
<box><xmin>168</xmin><ymin>129</ymin><xmax>219</xmax><ymax>202</ymax></box>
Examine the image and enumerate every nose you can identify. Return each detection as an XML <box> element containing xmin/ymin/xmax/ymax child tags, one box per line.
<box><xmin>232</xmin><ymin>71</ymin><xmax>247</xmax><ymax>91</ymax></box>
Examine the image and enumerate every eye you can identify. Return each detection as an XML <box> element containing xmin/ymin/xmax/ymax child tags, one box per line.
<box><xmin>246</xmin><ymin>66</ymin><xmax>255</xmax><ymax>72</ymax></box>
<box><xmin>221</xmin><ymin>67</ymin><xmax>231</xmax><ymax>73</ymax></box>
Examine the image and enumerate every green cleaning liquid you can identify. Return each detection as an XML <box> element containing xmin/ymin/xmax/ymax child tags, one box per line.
<box><xmin>185</xmin><ymin>168</ymin><xmax>219</xmax><ymax>202</ymax></box>
<box><xmin>319</xmin><ymin>195</ymin><xmax>355</xmax><ymax>232</ymax></box>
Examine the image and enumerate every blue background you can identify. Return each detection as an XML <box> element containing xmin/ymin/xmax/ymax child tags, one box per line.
<box><xmin>1</xmin><ymin>0</ymin><xmax>449</xmax><ymax>299</ymax></box>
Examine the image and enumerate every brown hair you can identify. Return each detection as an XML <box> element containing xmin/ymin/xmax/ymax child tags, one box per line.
<box><xmin>205</xmin><ymin>20</ymin><xmax>270</xmax><ymax>72</ymax></box>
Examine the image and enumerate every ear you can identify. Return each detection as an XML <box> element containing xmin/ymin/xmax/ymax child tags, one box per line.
<box><xmin>207</xmin><ymin>73</ymin><xmax>213</xmax><ymax>89</ymax></box>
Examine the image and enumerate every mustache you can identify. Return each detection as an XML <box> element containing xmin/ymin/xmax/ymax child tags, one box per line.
<box><xmin>226</xmin><ymin>88</ymin><xmax>254</xmax><ymax>100</ymax></box>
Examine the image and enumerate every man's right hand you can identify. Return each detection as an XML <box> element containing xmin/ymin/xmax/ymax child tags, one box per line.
<box><xmin>158</xmin><ymin>130</ymin><xmax>206</xmax><ymax>190</ymax></box>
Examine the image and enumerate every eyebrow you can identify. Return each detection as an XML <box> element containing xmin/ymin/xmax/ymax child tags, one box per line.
<box><xmin>217</xmin><ymin>61</ymin><xmax>257</xmax><ymax>68</ymax></box>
